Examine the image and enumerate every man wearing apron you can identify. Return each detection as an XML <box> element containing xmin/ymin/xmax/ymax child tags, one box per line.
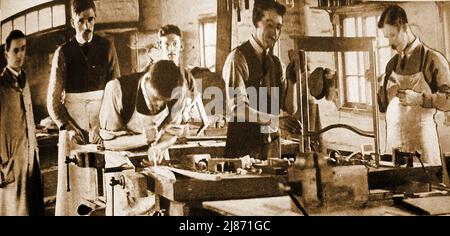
<box><xmin>377</xmin><ymin>5</ymin><xmax>450</xmax><ymax>165</ymax></box>
<box><xmin>222</xmin><ymin>0</ymin><xmax>301</xmax><ymax>160</ymax></box>
<box><xmin>99</xmin><ymin>60</ymin><xmax>187</xmax><ymax>215</ymax></box>
<box><xmin>47</xmin><ymin>0</ymin><xmax>120</xmax><ymax>215</ymax></box>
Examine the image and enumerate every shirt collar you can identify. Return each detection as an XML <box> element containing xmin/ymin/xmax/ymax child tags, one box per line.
<box><xmin>402</xmin><ymin>37</ymin><xmax>421</xmax><ymax>57</ymax></box>
<box><xmin>249</xmin><ymin>35</ymin><xmax>268</xmax><ymax>56</ymax></box>
<box><xmin>76</xmin><ymin>35</ymin><xmax>93</xmax><ymax>46</ymax></box>
<box><xmin>140</xmin><ymin>74</ymin><xmax>152</xmax><ymax>110</ymax></box>
<box><xmin>7</xmin><ymin>66</ymin><xmax>21</xmax><ymax>78</ymax></box>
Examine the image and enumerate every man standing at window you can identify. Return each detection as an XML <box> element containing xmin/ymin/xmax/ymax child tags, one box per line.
<box><xmin>47</xmin><ymin>0</ymin><xmax>120</xmax><ymax>215</ymax></box>
<box><xmin>0</xmin><ymin>30</ymin><xmax>44</xmax><ymax>216</ymax></box>
<box><xmin>378</xmin><ymin>5</ymin><xmax>450</xmax><ymax>165</ymax></box>
<box><xmin>222</xmin><ymin>0</ymin><xmax>301</xmax><ymax>160</ymax></box>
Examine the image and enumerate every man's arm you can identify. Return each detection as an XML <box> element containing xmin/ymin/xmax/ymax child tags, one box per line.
<box><xmin>223</xmin><ymin>50</ymin><xmax>277</xmax><ymax>125</ymax></box>
<box><xmin>422</xmin><ymin>51</ymin><xmax>450</xmax><ymax>111</ymax></box>
<box><xmin>47</xmin><ymin>47</ymin><xmax>71</xmax><ymax>129</ymax></box>
<box><xmin>99</xmin><ymin>79</ymin><xmax>147</xmax><ymax>150</ymax></box>
<box><xmin>107</xmin><ymin>40</ymin><xmax>121</xmax><ymax>81</ymax></box>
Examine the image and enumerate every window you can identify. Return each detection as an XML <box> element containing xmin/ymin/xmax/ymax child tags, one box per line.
<box><xmin>199</xmin><ymin>17</ymin><xmax>217</xmax><ymax>72</ymax></box>
<box><xmin>337</xmin><ymin>14</ymin><xmax>393</xmax><ymax>109</ymax></box>
<box><xmin>1</xmin><ymin>3</ymin><xmax>66</xmax><ymax>38</ymax></box>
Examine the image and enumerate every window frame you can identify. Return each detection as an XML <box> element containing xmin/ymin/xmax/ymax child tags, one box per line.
<box><xmin>334</xmin><ymin>10</ymin><xmax>394</xmax><ymax>111</ymax></box>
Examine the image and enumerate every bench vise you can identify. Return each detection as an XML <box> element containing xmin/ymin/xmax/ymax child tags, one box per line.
<box><xmin>287</xmin><ymin>152</ymin><xmax>369</xmax><ymax>213</ymax></box>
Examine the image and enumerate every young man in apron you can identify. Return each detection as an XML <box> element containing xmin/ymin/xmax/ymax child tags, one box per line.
<box><xmin>98</xmin><ymin>60</ymin><xmax>187</xmax><ymax>215</ymax></box>
<box><xmin>0</xmin><ymin>30</ymin><xmax>44</xmax><ymax>216</ymax></box>
<box><xmin>378</xmin><ymin>5</ymin><xmax>450</xmax><ymax>165</ymax></box>
<box><xmin>47</xmin><ymin>0</ymin><xmax>120</xmax><ymax>215</ymax></box>
<box><xmin>222</xmin><ymin>0</ymin><xmax>301</xmax><ymax>160</ymax></box>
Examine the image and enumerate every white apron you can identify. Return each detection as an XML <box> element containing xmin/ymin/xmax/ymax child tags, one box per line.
<box><xmin>385</xmin><ymin>70</ymin><xmax>441</xmax><ymax>165</ymax></box>
<box><xmin>55</xmin><ymin>90</ymin><xmax>104</xmax><ymax>216</ymax></box>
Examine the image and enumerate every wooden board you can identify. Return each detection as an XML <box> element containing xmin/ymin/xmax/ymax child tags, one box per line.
<box><xmin>149</xmin><ymin>172</ymin><xmax>286</xmax><ymax>202</ymax></box>
<box><xmin>290</xmin><ymin>36</ymin><xmax>376</xmax><ymax>52</ymax></box>
<box><xmin>401</xmin><ymin>196</ymin><xmax>450</xmax><ymax>215</ymax></box>
<box><xmin>166</xmin><ymin>167</ymin><xmax>221</xmax><ymax>181</ymax></box>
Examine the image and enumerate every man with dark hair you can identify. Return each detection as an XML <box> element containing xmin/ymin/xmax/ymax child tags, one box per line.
<box><xmin>377</xmin><ymin>5</ymin><xmax>450</xmax><ymax>165</ymax></box>
<box><xmin>158</xmin><ymin>24</ymin><xmax>197</xmax><ymax>99</ymax></box>
<box><xmin>99</xmin><ymin>60</ymin><xmax>187</xmax><ymax>215</ymax></box>
<box><xmin>222</xmin><ymin>0</ymin><xmax>301</xmax><ymax>160</ymax></box>
<box><xmin>0</xmin><ymin>30</ymin><xmax>44</xmax><ymax>216</ymax></box>
<box><xmin>48</xmin><ymin>0</ymin><xmax>120</xmax><ymax>215</ymax></box>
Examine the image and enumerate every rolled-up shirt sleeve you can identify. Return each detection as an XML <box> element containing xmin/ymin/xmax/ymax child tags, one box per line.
<box><xmin>222</xmin><ymin>50</ymin><xmax>250</xmax><ymax>118</ymax></box>
<box><xmin>99</xmin><ymin>79</ymin><xmax>124</xmax><ymax>132</ymax></box>
<box><xmin>107</xmin><ymin>40</ymin><xmax>121</xmax><ymax>81</ymax></box>
<box><xmin>47</xmin><ymin>47</ymin><xmax>71</xmax><ymax>128</ymax></box>
<box><xmin>422</xmin><ymin>51</ymin><xmax>450</xmax><ymax>111</ymax></box>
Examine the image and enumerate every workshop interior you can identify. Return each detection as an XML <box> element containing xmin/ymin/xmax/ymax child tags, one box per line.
<box><xmin>1</xmin><ymin>0</ymin><xmax>450</xmax><ymax>216</ymax></box>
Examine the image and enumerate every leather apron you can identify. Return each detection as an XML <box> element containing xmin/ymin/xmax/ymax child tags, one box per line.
<box><xmin>55</xmin><ymin>90</ymin><xmax>103</xmax><ymax>216</ymax></box>
<box><xmin>385</xmin><ymin>50</ymin><xmax>441</xmax><ymax>165</ymax></box>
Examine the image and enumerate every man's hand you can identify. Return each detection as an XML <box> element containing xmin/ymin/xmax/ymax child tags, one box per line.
<box><xmin>89</xmin><ymin>126</ymin><xmax>103</xmax><ymax>144</ymax></box>
<box><xmin>279</xmin><ymin>116</ymin><xmax>303</xmax><ymax>134</ymax></box>
<box><xmin>397</xmin><ymin>89</ymin><xmax>423</xmax><ymax>106</ymax></box>
<box><xmin>65</xmin><ymin>120</ymin><xmax>88</xmax><ymax>145</ymax></box>
<box><xmin>142</xmin><ymin>146</ymin><xmax>165</xmax><ymax>167</ymax></box>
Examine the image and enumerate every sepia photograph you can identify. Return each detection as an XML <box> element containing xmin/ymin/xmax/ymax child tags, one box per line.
<box><xmin>1</xmin><ymin>0</ymin><xmax>450</xmax><ymax>223</ymax></box>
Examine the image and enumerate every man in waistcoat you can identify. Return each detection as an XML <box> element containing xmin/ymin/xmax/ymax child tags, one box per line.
<box><xmin>222</xmin><ymin>0</ymin><xmax>301</xmax><ymax>160</ymax></box>
<box><xmin>47</xmin><ymin>0</ymin><xmax>120</xmax><ymax>215</ymax></box>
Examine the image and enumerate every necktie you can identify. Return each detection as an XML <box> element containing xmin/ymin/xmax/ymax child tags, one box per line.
<box><xmin>262</xmin><ymin>50</ymin><xmax>269</xmax><ymax>74</ymax></box>
<box><xmin>17</xmin><ymin>72</ymin><xmax>25</xmax><ymax>88</ymax></box>
<box><xmin>399</xmin><ymin>53</ymin><xmax>407</xmax><ymax>71</ymax></box>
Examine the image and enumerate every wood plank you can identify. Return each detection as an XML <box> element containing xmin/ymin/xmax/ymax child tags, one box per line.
<box><xmin>290</xmin><ymin>36</ymin><xmax>376</xmax><ymax>52</ymax></box>
<box><xmin>401</xmin><ymin>196</ymin><xmax>450</xmax><ymax>215</ymax></box>
<box><xmin>166</xmin><ymin>167</ymin><xmax>221</xmax><ymax>181</ymax></box>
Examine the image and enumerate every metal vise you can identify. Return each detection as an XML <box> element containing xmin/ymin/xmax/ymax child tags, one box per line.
<box><xmin>287</xmin><ymin>152</ymin><xmax>369</xmax><ymax>213</ymax></box>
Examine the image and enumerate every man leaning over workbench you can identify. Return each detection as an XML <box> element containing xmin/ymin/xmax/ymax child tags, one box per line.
<box><xmin>98</xmin><ymin>60</ymin><xmax>188</xmax><ymax>215</ymax></box>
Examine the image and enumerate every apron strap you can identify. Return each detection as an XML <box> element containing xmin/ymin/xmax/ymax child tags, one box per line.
<box><xmin>419</xmin><ymin>44</ymin><xmax>429</xmax><ymax>73</ymax></box>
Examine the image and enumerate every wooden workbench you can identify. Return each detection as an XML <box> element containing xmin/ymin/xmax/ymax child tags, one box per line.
<box><xmin>148</xmin><ymin>168</ymin><xmax>287</xmax><ymax>216</ymax></box>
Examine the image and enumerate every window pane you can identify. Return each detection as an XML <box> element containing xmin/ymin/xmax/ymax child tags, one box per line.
<box><xmin>345</xmin><ymin>52</ymin><xmax>358</xmax><ymax>75</ymax></box>
<box><xmin>343</xmin><ymin>17</ymin><xmax>355</xmax><ymax>37</ymax></box>
<box><xmin>357</xmin><ymin>17</ymin><xmax>363</xmax><ymax>37</ymax></box>
<box><xmin>358</xmin><ymin>52</ymin><xmax>365</xmax><ymax>75</ymax></box>
<box><xmin>1</xmin><ymin>21</ymin><xmax>13</xmax><ymax>44</ymax></box>
<box><xmin>13</xmin><ymin>16</ymin><xmax>26</xmax><ymax>33</ymax></box>
<box><xmin>205</xmin><ymin>46</ymin><xmax>216</xmax><ymax>71</ymax></box>
<box><xmin>26</xmin><ymin>12</ymin><xmax>39</xmax><ymax>34</ymax></box>
<box><xmin>203</xmin><ymin>22</ymin><xmax>216</xmax><ymax>46</ymax></box>
<box><xmin>346</xmin><ymin>76</ymin><xmax>360</xmax><ymax>103</ymax></box>
<box><xmin>39</xmin><ymin>7</ymin><xmax>52</xmax><ymax>31</ymax></box>
<box><xmin>365</xmin><ymin>16</ymin><xmax>377</xmax><ymax>37</ymax></box>
<box><xmin>53</xmin><ymin>4</ymin><xmax>66</xmax><ymax>27</ymax></box>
